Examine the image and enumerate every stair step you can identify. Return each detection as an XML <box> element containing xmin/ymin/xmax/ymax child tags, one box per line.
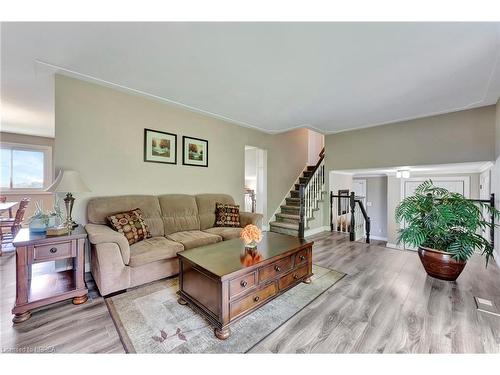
<box><xmin>285</xmin><ymin>197</ymin><xmax>300</xmax><ymax>206</ymax></box>
<box><xmin>270</xmin><ymin>221</ymin><xmax>299</xmax><ymax>230</ymax></box>
<box><xmin>290</xmin><ymin>190</ymin><xmax>300</xmax><ymax>198</ymax></box>
<box><xmin>303</xmin><ymin>171</ymin><xmax>312</xmax><ymax>178</ymax></box>
<box><xmin>299</xmin><ymin>177</ymin><xmax>309</xmax><ymax>184</ymax></box>
<box><xmin>280</xmin><ymin>205</ymin><xmax>300</xmax><ymax>214</ymax></box>
<box><xmin>306</xmin><ymin>165</ymin><xmax>316</xmax><ymax>171</ymax></box>
<box><xmin>276</xmin><ymin>213</ymin><xmax>300</xmax><ymax>224</ymax></box>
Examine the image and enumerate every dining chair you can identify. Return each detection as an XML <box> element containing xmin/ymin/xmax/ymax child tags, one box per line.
<box><xmin>1</xmin><ymin>198</ymin><xmax>31</xmax><ymax>245</ymax></box>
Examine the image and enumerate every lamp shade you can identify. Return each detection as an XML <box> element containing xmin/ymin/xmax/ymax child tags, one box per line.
<box><xmin>46</xmin><ymin>170</ymin><xmax>91</xmax><ymax>193</ymax></box>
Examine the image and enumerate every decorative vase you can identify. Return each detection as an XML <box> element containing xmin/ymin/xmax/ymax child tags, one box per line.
<box><xmin>418</xmin><ymin>246</ymin><xmax>467</xmax><ymax>281</ymax></box>
<box><xmin>29</xmin><ymin>218</ymin><xmax>48</xmax><ymax>233</ymax></box>
<box><xmin>245</xmin><ymin>240</ymin><xmax>257</xmax><ymax>250</ymax></box>
<box><xmin>29</xmin><ymin>216</ymin><xmax>59</xmax><ymax>233</ymax></box>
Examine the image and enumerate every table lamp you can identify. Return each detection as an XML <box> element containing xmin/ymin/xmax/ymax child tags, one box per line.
<box><xmin>46</xmin><ymin>170</ymin><xmax>91</xmax><ymax>228</ymax></box>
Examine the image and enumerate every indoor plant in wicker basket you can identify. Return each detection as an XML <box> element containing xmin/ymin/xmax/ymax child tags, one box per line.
<box><xmin>395</xmin><ymin>180</ymin><xmax>499</xmax><ymax>281</ymax></box>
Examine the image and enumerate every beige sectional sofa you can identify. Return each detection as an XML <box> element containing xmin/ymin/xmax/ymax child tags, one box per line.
<box><xmin>85</xmin><ymin>194</ymin><xmax>263</xmax><ymax>296</ymax></box>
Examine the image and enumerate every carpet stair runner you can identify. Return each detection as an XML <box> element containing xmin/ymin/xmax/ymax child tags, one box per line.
<box><xmin>269</xmin><ymin>160</ymin><xmax>325</xmax><ymax>237</ymax></box>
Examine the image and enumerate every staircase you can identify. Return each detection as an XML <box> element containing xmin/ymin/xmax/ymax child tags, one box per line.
<box><xmin>270</xmin><ymin>149</ymin><xmax>325</xmax><ymax>237</ymax></box>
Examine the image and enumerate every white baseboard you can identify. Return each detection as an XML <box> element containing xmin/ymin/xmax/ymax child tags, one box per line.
<box><xmin>495</xmin><ymin>249</ymin><xmax>500</xmax><ymax>268</ymax></box>
<box><xmin>386</xmin><ymin>242</ymin><xmax>405</xmax><ymax>250</ymax></box>
<box><xmin>304</xmin><ymin>226</ymin><xmax>330</xmax><ymax>237</ymax></box>
<box><xmin>369</xmin><ymin>235</ymin><xmax>388</xmax><ymax>241</ymax></box>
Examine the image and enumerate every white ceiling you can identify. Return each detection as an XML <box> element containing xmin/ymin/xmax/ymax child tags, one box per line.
<box><xmin>2</xmin><ymin>22</ymin><xmax>500</xmax><ymax>138</ymax></box>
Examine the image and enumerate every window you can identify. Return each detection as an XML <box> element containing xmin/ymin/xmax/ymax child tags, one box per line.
<box><xmin>0</xmin><ymin>143</ymin><xmax>52</xmax><ymax>191</ymax></box>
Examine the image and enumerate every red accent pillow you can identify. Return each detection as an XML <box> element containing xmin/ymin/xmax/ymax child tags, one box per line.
<box><xmin>107</xmin><ymin>208</ymin><xmax>151</xmax><ymax>245</ymax></box>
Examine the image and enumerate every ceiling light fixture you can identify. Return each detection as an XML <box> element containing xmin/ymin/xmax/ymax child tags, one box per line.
<box><xmin>396</xmin><ymin>169</ymin><xmax>410</xmax><ymax>179</ymax></box>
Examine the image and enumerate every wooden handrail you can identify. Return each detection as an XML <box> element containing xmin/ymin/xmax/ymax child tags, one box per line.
<box><xmin>298</xmin><ymin>147</ymin><xmax>325</xmax><ymax>239</ymax></box>
<box><xmin>304</xmin><ymin>147</ymin><xmax>325</xmax><ymax>188</ymax></box>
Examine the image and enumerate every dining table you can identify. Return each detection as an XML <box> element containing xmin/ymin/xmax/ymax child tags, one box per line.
<box><xmin>0</xmin><ymin>201</ymin><xmax>19</xmax><ymax>218</ymax></box>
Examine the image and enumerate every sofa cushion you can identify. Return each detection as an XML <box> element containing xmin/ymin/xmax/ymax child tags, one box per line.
<box><xmin>196</xmin><ymin>194</ymin><xmax>235</xmax><ymax>230</ymax></box>
<box><xmin>215</xmin><ymin>203</ymin><xmax>241</xmax><ymax>227</ymax></box>
<box><xmin>107</xmin><ymin>208</ymin><xmax>151</xmax><ymax>246</ymax></box>
<box><xmin>158</xmin><ymin>195</ymin><xmax>200</xmax><ymax>235</ymax></box>
<box><xmin>87</xmin><ymin>195</ymin><xmax>164</xmax><ymax>237</ymax></box>
<box><xmin>166</xmin><ymin>230</ymin><xmax>222</xmax><ymax>250</ymax></box>
<box><xmin>203</xmin><ymin>227</ymin><xmax>242</xmax><ymax>241</ymax></box>
<box><xmin>129</xmin><ymin>237</ymin><xmax>184</xmax><ymax>267</ymax></box>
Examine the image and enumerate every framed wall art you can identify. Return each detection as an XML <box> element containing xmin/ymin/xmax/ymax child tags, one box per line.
<box><xmin>144</xmin><ymin>128</ymin><xmax>177</xmax><ymax>164</ymax></box>
<box><xmin>182</xmin><ymin>136</ymin><xmax>208</xmax><ymax>167</ymax></box>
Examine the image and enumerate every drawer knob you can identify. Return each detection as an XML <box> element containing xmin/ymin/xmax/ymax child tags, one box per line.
<box><xmin>274</xmin><ymin>265</ymin><xmax>281</xmax><ymax>272</ymax></box>
<box><xmin>253</xmin><ymin>296</ymin><xmax>260</xmax><ymax>302</ymax></box>
<box><xmin>240</xmin><ymin>280</ymin><xmax>248</xmax><ymax>287</ymax></box>
<box><xmin>299</xmin><ymin>255</ymin><xmax>306</xmax><ymax>261</ymax></box>
<box><xmin>50</xmin><ymin>247</ymin><xmax>58</xmax><ymax>254</ymax></box>
<box><xmin>293</xmin><ymin>274</ymin><xmax>299</xmax><ymax>279</ymax></box>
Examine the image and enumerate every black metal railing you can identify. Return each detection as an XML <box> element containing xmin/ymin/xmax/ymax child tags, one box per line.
<box><xmin>330</xmin><ymin>191</ymin><xmax>371</xmax><ymax>243</ymax></box>
<box><xmin>468</xmin><ymin>193</ymin><xmax>495</xmax><ymax>249</ymax></box>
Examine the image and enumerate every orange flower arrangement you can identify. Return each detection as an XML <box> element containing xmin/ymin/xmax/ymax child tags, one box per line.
<box><xmin>240</xmin><ymin>224</ymin><xmax>262</xmax><ymax>245</ymax></box>
<box><xmin>240</xmin><ymin>248</ymin><xmax>263</xmax><ymax>267</ymax></box>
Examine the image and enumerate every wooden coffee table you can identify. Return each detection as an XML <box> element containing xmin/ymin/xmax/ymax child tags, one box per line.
<box><xmin>177</xmin><ymin>231</ymin><xmax>313</xmax><ymax>339</ymax></box>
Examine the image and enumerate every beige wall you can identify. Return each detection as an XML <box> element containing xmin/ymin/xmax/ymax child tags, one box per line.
<box><xmin>322</xmin><ymin>105</ymin><xmax>496</xmax><ymax>225</ymax></box>
<box><xmin>0</xmin><ymin>132</ymin><xmax>55</xmax><ymax>221</ymax></box>
<box><xmin>354</xmin><ymin>176</ymin><xmax>388</xmax><ymax>239</ymax></box>
<box><xmin>325</xmin><ymin>105</ymin><xmax>496</xmax><ymax>171</ymax></box>
<box><xmin>54</xmin><ymin>75</ymin><xmax>309</xmax><ymax>225</ymax></box>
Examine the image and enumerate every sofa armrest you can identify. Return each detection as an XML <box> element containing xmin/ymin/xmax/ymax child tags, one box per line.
<box><xmin>85</xmin><ymin>223</ymin><xmax>131</xmax><ymax>265</ymax></box>
<box><xmin>240</xmin><ymin>211</ymin><xmax>263</xmax><ymax>229</ymax></box>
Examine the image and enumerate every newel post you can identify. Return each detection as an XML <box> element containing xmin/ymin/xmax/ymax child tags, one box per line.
<box><xmin>349</xmin><ymin>192</ymin><xmax>355</xmax><ymax>241</ymax></box>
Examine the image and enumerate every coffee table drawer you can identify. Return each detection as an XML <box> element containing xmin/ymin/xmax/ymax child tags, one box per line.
<box><xmin>34</xmin><ymin>241</ymin><xmax>72</xmax><ymax>261</ymax></box>
<box><xmin>230</xmin><ymin>282</ymin><xmax>277</xmax><ymax>319</ymax></box>
<box><xmin>258</xmin><ymin>256</ymin><xmax>293</xmax><ymax>283</ymax></box>
<box><xmin>229</xmin><ymin>272</ymin><xmax>256</xmax><ymax>299</ymax></box>
<box><xmin>279</xmin><ymin>264</ymin><xmax>309</xmax><ymax>290</ymax></box>
<box><xmin>294</xmin><ymin>248</ymin><xmax>309</xmax><ymax>266</ymax></box>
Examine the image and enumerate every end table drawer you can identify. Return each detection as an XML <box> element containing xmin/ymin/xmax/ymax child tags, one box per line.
<box><xmin>34</xmin><ymin>242</ymin><xmax>72</xmax><ymax>261</ymax></box>
<box><xmin>278</xmin><ymin>264</ymin><xmax>309</xmax><ymax>290</ymax></box>
<box><xmin>229</xmin><ymin>272</ymin><xmax>256</xmax><ymax>299</ymax></box>
<box><xmin>230</xmin><ymin>282</ymin><xmax>277</xmax><ymax>319</ymax></box>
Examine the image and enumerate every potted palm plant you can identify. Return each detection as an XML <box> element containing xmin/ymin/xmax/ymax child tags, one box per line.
<box><xmin>395</xmin><ymin>180</ymin><xmax>499</xmax><ymax>281</ymax></box>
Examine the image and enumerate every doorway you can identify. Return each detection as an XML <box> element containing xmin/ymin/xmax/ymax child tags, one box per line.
<box><xmin>244</xmin><ymin>146</ymin><xmax>267</xmax><ymax>225</ymax></box>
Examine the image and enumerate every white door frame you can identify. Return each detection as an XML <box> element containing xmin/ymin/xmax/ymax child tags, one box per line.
<box><xmin>399</xmin><ymin>175</ymin><xmax>471</xmax><ymax>250</ymax></box>
<box><xmin>400</xmin><ymin>175</ymin><xmax>470</xmax><ymax>202</ymax></box>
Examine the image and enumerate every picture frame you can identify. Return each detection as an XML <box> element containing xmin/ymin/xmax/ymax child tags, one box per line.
<box><xmin>182</xmin><ymin>136</ymin><xmax>208</xmax><ymax>167</ymax></box>
<box><xmin>144</xmin><ymin>128</ymin><xmax>177</xmax><ymax>164</ymax></box>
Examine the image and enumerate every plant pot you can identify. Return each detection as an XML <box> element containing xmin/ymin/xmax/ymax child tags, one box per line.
<box><xmin>417</xmin><ymin>246</ymin><xmax>467</xmax><ymax>281</ymax></box>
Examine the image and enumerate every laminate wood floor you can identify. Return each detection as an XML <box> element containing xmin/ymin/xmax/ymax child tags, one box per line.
<box><xmin>1</xmin><ymin>232</ymin><xmax>499</xmax><ymax>353</ymax></box>
<box><xmin>250</xmin><ymin>232</ymin><xmax>500</xmax><ymax>353</ymax></box>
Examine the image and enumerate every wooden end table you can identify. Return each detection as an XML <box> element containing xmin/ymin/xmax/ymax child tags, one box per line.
<box><xmin>11</xmin><ymin>226</ymin><xmax>88</xmax><ymax>323</ymax></box>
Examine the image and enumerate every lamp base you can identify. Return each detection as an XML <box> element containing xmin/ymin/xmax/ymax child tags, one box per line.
<box><xmin>63</xmin><ymin>193</ymin><xmax>78</xmax><ymax>229</ymax></box>
<box><xmin>66</xmin><ymin>220</ymin><xmax>78</xmax><ymax>229</ymax></box>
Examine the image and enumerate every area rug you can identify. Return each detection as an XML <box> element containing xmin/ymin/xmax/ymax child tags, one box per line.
<box><xmin>106</xmin><ymin>264</ymin><xmax>344</xmax><ymax>353</ymax></box>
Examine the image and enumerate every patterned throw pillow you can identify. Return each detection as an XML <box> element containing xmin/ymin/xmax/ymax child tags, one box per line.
<box><xmin>215</xmin><ymin>203</ymin><xmax>241</xmax><ymax>227</ymax></box>
<box><xmin>107</xmin><ymin>208</ymin><xmax>151</xmax><ymax>245</ymax></box>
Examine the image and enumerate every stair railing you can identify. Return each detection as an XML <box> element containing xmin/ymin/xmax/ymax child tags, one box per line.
<box><xmin>298</xmin><ymin>148</ymin><xmax>325</xmax><ymax>238</ymax></box>
<box><xmin>329</xmin><ymin>191</ymin><xmax>371</xmax><ymax>243</ymax></box>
